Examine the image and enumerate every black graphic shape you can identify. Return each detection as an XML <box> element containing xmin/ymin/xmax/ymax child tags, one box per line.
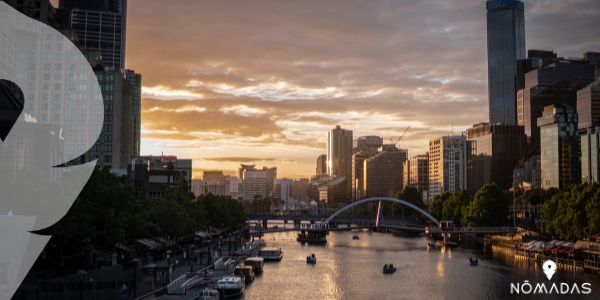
<box><xmin>0</xmin><ymin>79</ymin><xmax>24</xmax><ymax>141</ymax></box>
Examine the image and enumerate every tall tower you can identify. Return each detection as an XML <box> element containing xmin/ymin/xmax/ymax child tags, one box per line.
<box><xmin>486</xmin><ymin>0</ymin><xmax>525</xmax><ymax>124</ymax></box>
<box><xmin>59</xmin><ymin>0</ymin><xmax>128</xmax><ymax>69</ymax></box>
<box><xmin>327</xmin><ymin>125</ymin><xmax>353</xmax><ymax>201</ymax></box>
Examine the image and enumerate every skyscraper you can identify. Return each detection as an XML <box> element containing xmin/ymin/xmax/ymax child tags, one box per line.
<box><xmin>58</xmin><ymin>0</ymin><xmax>127</xmax><ymax>69</ymax></box>
<box><xmin>486</xmin><ymin>0</ymin><xmax>526</xmax><ymax>124</ymax></box>
<box><xmin>538</xmin><ymin>105</ymin><xmax>580</xmax><ymax>189</ymax></box>
<box><xmin>577</xmin><ymin>80</ymin><xmax>600</xmax><ymax>182</ymax></box>
<box><xmin>517</xmin><ymin>58</ymin><xmax>595</xmax><ymax>154</ymax></box>
<box><xmin>316</xmin><ymin>154</ymin><xmax>327</xmax><ymax>176</ymax></box>
<box><xmin>466</xmin><ymin>122</ymin><xmax>527</xmax><ymax>191</ymax></box>
<box><xmin>428</xmin><ymin>136</ymin><xmax>470</xmax><ymax>200</ymax></box>
<box><xmin>363</xmin><ymin>146</ymin><xmax>407</xmax><ymax>198</ymax></box>
<box><xmin>355</xmin><ymin>135</ymin><xmax>383</xmax><ymax>153</ymax></box>
<box><xmin>327</xmin><ymin>125</ymin><xmax>353</xmax><ymax>202</ymax></box>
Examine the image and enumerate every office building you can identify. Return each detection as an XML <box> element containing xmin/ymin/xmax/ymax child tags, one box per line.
<box><xmin>578</xmin><ymin>80</ymin><xmax>600</xmax><ymax>183</ymax></box>
<box><xmin>486</xmin><ymin>0</ymin><xmax>525</xmax><ymax>124</ymax></box>
<box><xmin>466</xmin><ymin>123</ymin><xmax>527</xmax><ymax>191</ymax></box>
<box><xmin>363</xmin><ymin>146</ymin><xmax>407</xmax><ymax>198</ymax></box>
<box><xmin>585</xmin><ymin>52</ymin><xmax>600</xmax><ymax>79</ymax></box>
<box><xmin>538</xmin><ymin>105</ymin><xmax>580</xmax><ymax>189</ymax></box>
<box><xmin>316</xmin><ymin>154</ymin><xmax>327</xmax><ymax>176</ymax></box>
<box><xmin>90</xmin><ymin>66</ymin><xmax>141</xmax><ymax>169</ymax></box>
<box><xmin>327</xmin><ymin>125</ymin><xmax>353</xmax><ymax>202</ymax></box>
<box><xmin>291</xmin><ymin>178</ymin><xmax>310</xmax><ymax>203</ymax></box>
<box><xmin>351</xmin><ymin>151</ymin><xmax>373</xmax><ymax>200</ymax></box>
<box><xmin>5</xmin><ymin>0</ymin><xmax>57</xmax><ymax>24</ymax></box>
<box><xmin>318</xmin><ymin>177</ymin><xmax>347</xmax><ymax>205</ymax></box>
<box><xmin>128</xmin><ymin>155</ymin><xmax>192</xmax><ymax>199</ymax></box>
<box><xmin>241</xmin><ymin>169</ymin><xmax>268</xmax><ymax>202</ymax></box>
<box><xmin>517</xmin><ymin>58</ymin><xmax>596</xmax><ymax>154</ymax></box>
<box><xmin>58</xmin><ymin>0</ymin><xmax>127</xmax><ymax>69</ymax></box>
<box><xmin>403</xmin><ymin>154</ymin><xmax>429</xmax><ymax>203</ymax></box>
<box><xmin>355</xmin><ymin>135</ymin><xmax>383</xmax><ymax>153</ymax></box>
<box><xmin>428</xmin><ymin>136</ymin><xmax>470</xmax><ymax>200</ymax></box>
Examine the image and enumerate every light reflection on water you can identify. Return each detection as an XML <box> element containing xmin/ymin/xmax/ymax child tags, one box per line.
<box><xmin>242</xmin><ymin>231</ymin><xmax>600</xmax><ymax>299</ymax></box>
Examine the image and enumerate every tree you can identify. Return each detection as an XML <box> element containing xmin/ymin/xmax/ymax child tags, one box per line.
<box><xmin>462</xmin><ymin>184</ymin><xmax>510</xmax><ymax>227</ymax></box>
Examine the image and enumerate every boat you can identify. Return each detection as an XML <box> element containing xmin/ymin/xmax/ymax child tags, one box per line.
<box><xmin>259</xmin><ymin>247</ymin><xmax>284</xmax><ymax>261</ymax></box>
<box><xmin>352</xmin><ymin>234</ymin><xmax>360</xmax><ymax>240</ymax></box>
<box><xmin>383</xmin><ymin>264</ymin><xmax>397</xmax><ymax>274</ymax></box>
<box><xmin>427</xmin><ymin>242</ymin><xmax>436</xmax><ymax>250</ymax></box>
<box><xmin>297</xmin><ymin>229</ymin><xmax>328</xmax><ymax>244</ymax></box>
<box><xmin>216</xmin><ymin>276</ymin><xmax>245</xmax><ymax>298</ymax></box>
<box><xmin>235</xmin><ymin>265</ymin><xmax>255</xmax><ymax>285</ymax></box>
<box><xmin>469</xmin><ymin>257</ymin><xmax>479</xmax><ymax>266</ymax></box>
<box><xmin>194</xmin><ymin>288</ymin><xmax>220</xmax><ymax>300</ymax></box>
<box><xmin>306</xmin><ymin>253</ymin><xmax>317</xmax><ymax>264</ymax></box>
<box><xmin>244</xmin><ymin>257</ymin><xmax>264</xmax><ymax>275</ymax></box>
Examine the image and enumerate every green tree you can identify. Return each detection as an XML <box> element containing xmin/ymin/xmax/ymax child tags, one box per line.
<box><xmin>462</xmin><ymin>184</ymin><xmax>510</xmax><ymax>227</ymax></box>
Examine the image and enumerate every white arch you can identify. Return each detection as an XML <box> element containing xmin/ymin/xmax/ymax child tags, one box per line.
<box><xmin>324</xmin><ymin>197</ymin><xmax>439</xmax><ymax>225</ymax></box>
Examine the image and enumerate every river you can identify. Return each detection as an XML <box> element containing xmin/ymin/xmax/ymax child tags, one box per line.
<box><xmin>242</xmin><ymin>230</ymin><xmax>600</xmax><ymax>299</ymax></box>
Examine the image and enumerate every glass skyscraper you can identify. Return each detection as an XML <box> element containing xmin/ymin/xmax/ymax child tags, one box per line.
<box><xmin>59</xmin><ymin>0</ymin><xmax>127</xmax><ymax>69</ymax></box>
<box><xmin>486</xmin><ymin>0</ymin><xmax>525</xmax><ymax>124</ymax></box>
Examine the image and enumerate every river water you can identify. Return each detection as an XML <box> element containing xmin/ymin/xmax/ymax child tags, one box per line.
<box><xmin>243</xmin><ymin>231</ymin><xmax>600</xmax><ymax>299</ymax></box>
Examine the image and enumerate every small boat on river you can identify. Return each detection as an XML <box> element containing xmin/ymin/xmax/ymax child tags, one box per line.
<box><xmin>383</xmin><ymin>264</ymin><xmax>397</xmax><ymax>274</ymax></box>
<box><xmin>306</xmin><ymin>253</ymin><xmax>317</xmax><ymax>264</ymax></box>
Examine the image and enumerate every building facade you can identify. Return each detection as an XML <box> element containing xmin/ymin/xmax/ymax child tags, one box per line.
<box><xmin>537</xmin><ymin>105</ymin><xmax>580</xmax><ymax>189</ymax></box>
<box><xmin>517</xmin><ymin>59</ymin><xmax>596</xmax><ymax>154</ymax></box>
<box><xmin>316</xmin><ymin>154</ymin><xmax>327</xmax><ymax>176</ymax></box>
<box><xmin>428</xmin><ymin>136</ymin><xmax>470</xmax><ymax>200</ymax></box>
<box><xmin>355</xmin><ymin>135</ymin><xmax>383</xmax><ymax>153</ymax></box>
<box><xmin>363</xmin><ymin>146</ymin><xmax>407</xmax><ymax>198</ymax></box>
<box><xmin>128</xmin><ymin>155</ymin><xmax>192</xmax><ymax>200</ymax></box>
<box><xmin>486</xmin><ymin>0</ymin><xmax>525</xmax><ymax>124</ymax></box>
<box><xmin>327</xmin><ymin>125</ymin><xmax>353</xmax><ymax>202</ymax></box>
<box><xmin>403</xmin><ymin>154</ymin><xmax>429</xmax><ymax>203</ymax></box>
<box><xmin>58</xmin><ymin>0</ymin><xmax>127</xmax><ymax>69</ymax></box>
<box><xmin>466</xmin><ymin>123</ymin><xmax>527</xmax><ymax>191</ymax></box>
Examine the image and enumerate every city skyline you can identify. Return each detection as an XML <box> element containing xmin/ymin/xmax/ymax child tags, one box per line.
<box><xmin>97</xmin><ymin>0</ymin><xmax>599</xmax><ymax>178</ymax></box>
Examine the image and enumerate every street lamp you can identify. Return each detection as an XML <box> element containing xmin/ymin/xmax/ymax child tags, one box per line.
<box><xmin>76</xmin><ymin>270</ymin><xmax>87</xmax><ymax>300</ymax></box>
<box><xmin>132</xmin><ymin>258</ymin><xmax>140</xmax><ymax>298</ymax></box>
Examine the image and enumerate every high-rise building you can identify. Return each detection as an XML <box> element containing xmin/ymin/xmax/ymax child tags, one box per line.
<box><xmin>578</xmin><ymin>80</ymin><xmax>600</xmax><ymax>183</ymax></box>
<box><xmin>58</xmin><ymin>0</ymin><xmax>127</xmax><ymax>69</ymax></box>
<box><xmin>584</xmin><ymin>52</ymin><xmax>600</xmax><ymax>79</ymax></box>
<box><xmin>316</xmin><ymin>154</ymin><xmax>327</xmax><ymax>176</ymax></box>
<box><xmin>5</xmin><ymin>0</ymin><xmax>57</xmax><ymax>24</ymax></box>
<box><xmin>486</xmin><ymin>0</ymin><xmax>525</xmax><ymax>124</ymax></box>
<box><xmin>242</xmin><ymin>169</ymin><xmax>268</xmax><ymax>202</ymax></box>
<box><xmin>517</xmin><ymin>58</ymin><xmax>596</xmax><ymax>154</ymax></box>
<box><xmin>327</xmin><ymin>125</ymin><xmax>353</xmax><ymax>202</ymax></box>
<box><xmin>403</xmin><ymin>154</ymin><xmax>429</xmax><ymax>203</ymax></box>
<box><xmin>355</xmin><ymin>135</ymin><xmax>383</xmax><ymax>153</ymax></box>
<box><xmin>466</xmin><ymin>123</ymin><xmax>527</xmax><ymax>191</ymax></box>
<box><xmin>238</xmin><ymin>164</ymin><xmax>256</xmax><ymax>179</ymax></box>
<box><xmin>538</xmin><ymin>105</ymin><xmax>580</xmax><ymax>189</ymax></box>
<box><xmin>90</xmin><ymin>66</ymin><xmax>141</xmax><ymax>169</ymax></box>
<box><xmin>428</xmin><ymin>136</ymin><xmax>470</xmax><ymax>200</ymax></box>
<box><xmin>126</xmin><ymin>70</ymin><xmax>141</xmax><ymax>156</ymax></box>
<box><xmin>513</xmin><ymin>155</ymin><xmax>541</xmax><ymax>189</ymax></box>
<box><xmin>363</xmin><ymin>146</ymin><xmax>407</xmax><ymax>198</ymax></box>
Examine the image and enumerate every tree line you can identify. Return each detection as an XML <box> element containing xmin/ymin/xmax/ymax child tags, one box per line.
<box><xmin>42</xmin><ymin>167</ymin><xmax>247</xmax><ymax>253</ymax></box>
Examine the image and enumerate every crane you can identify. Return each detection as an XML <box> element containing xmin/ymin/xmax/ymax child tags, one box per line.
<box><xmin>389</xmin><ymin>126</ymin><xmax>410</xmax><ymax>148</ymax></box>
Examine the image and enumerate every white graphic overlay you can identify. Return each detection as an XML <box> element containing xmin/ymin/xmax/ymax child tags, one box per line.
<box><xmin>0</xmin><ymin>2</ymin><xmax>104</xmax><ymax>299</ymax></box>
<box><xmin>543</xmin><ymin>260</ymin><xmax>557</xmax><ymax>280</ymax></box>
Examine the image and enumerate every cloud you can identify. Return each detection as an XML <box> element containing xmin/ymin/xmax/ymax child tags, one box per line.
<box><xmin>126</xmin><ymin>0</ymin><xmax>600</xmax><ymax>177</ymax></box>
<box><xmin>202</xmin><ymin>157</ymin><xmax>277</xmax><ymax>163</ymax></box>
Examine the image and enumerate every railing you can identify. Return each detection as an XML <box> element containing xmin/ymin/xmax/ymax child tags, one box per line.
<box><xmin>166</xmin><ymin>274</ymin><xmax>188</xmax><ymax>295</ymax></box>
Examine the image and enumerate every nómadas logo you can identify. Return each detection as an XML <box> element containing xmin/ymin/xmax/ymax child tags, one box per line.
<box><xmin>510</xmin><ymin>259</ymin><xmax>592</xmax><ymax>295</ymax></box>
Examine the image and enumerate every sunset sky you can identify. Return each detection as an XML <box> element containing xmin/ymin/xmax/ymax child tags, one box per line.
<box><xmin>120</xmin><ymin>0</ymin><xmax>599</xmax><ymax>178</ymax></box>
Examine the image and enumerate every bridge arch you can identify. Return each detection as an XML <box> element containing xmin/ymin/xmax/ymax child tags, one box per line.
<box><xmin>323</xmin><ymin>197</ymin><xmax>439</xmax><ymax>225</ymax></box>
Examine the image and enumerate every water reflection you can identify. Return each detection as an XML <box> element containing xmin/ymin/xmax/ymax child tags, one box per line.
<box><xmin>243</xmin><ymin>231</ymin><xmax>600</xmax><ymax>299</ymax></box>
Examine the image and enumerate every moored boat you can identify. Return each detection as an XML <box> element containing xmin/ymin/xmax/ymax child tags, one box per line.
<box><xmin>216</xmin><ymin>276</ymin><xmax>244</xmax><ymax>298</ymax></box>
<box><xmin>244</xmin><ymin>257</ymin><xmax>264</xmax><ymax>274</ymax></box>
<box><xmin>259</xmin><ymin>247</ymin><xmax>284</xmax><ymax>261</ymax></box>
<box><xmin>235</xmin><ymin>265</ymin><xmax>255</xmax><ymax>285</ymax></box>
<box><xmin>194</xmin><ymin>288</ymin><xmax>220</xmax><ymax>300</ymax></box>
